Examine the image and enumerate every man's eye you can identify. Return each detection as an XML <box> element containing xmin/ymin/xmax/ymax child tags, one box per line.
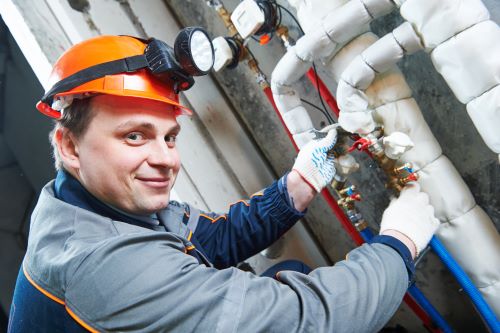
<box><xmin>165</xmin><ymin>135</ymin><xmax>177</xmax><ymax>147</ymax></box>
<box><xmin>126</xmin><ymin>133</ymin><xmax>145</xmax><ymax>142</ymax></box>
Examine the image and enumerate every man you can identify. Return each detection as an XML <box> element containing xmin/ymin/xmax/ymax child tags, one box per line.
<box><xmin>9</xmin><ymin>35</ymin><xmax>439</xmax><ymax>332</ymax></box>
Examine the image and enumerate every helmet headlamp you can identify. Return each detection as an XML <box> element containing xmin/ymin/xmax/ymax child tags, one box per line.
<box><xmin>38</xmin><ymin>27</ymin><xmax>214</xmax><ymax>115</ymax></box>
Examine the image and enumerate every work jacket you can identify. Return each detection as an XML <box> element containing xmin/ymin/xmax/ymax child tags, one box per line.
<box><xmin>9</xmin><ymin>171</ymin><xmax>411</xmax><ymax>332</ymax></box>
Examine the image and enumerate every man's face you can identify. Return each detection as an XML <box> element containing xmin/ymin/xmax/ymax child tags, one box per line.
<box><xmin>73</xmin><ymin>95</ymin><xmax>181</xmax><ymax>215</ymax></box>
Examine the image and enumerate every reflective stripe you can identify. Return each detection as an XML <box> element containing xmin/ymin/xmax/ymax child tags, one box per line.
<box><xmin>23</xmin><ymin>263</ymin><xmax>64</xmax><ymax>305</ymax></box>
<box><xmin>65</xmin><ymin>306</ymin><xmax>100</xmax><ymax>333</ymax></box>
<box><xmin>228</xmin><ymin>192</ymin><xmax>263</xmax><ymax>208</ymax></box>
<box><xmin>199</xmin><ymin>213</ymin><xmax>227</xmax><ymax>224</ymax></box>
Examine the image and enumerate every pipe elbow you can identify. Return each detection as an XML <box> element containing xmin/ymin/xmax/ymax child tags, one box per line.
<box><xmin>392</xmin><ymin>22</ymin><xmax>423</xmax><ymax>55</ymax></box>
<box><xmin>360</xmin><ymin>0</ymin><xmax>397</xmax><ymax>19</ymax></box>
<box><xmin>295</xmin><ymin>28</ymin><xmax>336</xmax><ymax>62</ymax></box>
<box><xmin>271</xmin><ymin>47</ymin><xmax>310</xmax><ymax>94</ymax></box>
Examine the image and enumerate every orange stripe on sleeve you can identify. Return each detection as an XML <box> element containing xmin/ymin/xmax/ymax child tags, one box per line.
<box><xmin>199</xmin><ymin>213</ymin><xmax>227</xmax><ymax>224</ymax></box>
<box><xmin>229</xmin><ymin>199</ymin><xmax>250</xmax><ymax>207</ymax></box>
<box><xmin>65</xmin><ymin>306</ymin><xmax>100</xmax><ymax>333</ymax></box>
<box><xmin>210</xmin><ymin>216</ymin><xmax>227</xmax><ymax>224</ymax></box>
<box><xmin>228</xmin><ymin>192</ymin><xmax>263</xmax><ymax>208</ymax></box>
<box><xmin>23</xmin><ymin>264</ymin><xmax>64</xmax><ymax>305</ymax></box>
<box><xmin>187</xmin><ymin>230</ymin><xmax>193</xmax><ymax>241</ymax></box>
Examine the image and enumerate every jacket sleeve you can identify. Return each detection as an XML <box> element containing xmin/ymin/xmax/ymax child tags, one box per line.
<box><xmin>189</xmin><ymin>175</ymin><xmax>305</xmax><ymax>268</ymax></box>
<box><xmin>65</xmin><ymin>233</ymin><xmax>409</xmax><ymax>333</ymax></box>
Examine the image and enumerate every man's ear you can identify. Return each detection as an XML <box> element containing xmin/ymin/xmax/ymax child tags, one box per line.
<box><xmin>55</xmin><ymin>127</ymin><xmax>80</xmax><ymax>170</ymax></box>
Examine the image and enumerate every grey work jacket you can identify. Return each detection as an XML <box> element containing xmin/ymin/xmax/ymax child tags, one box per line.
<box><xmin>23</xmin><ymin>182</ymin><xmax>408</xmax><ymax>332</ymax></box>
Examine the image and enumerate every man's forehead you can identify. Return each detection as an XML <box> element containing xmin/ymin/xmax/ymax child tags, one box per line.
<box><xmin>114</xmin><ymin>118</ymin><xmax>181</xmax><ymax>132</ymax></box>
<box><xmin>88</xmin><ymin>96</ymin><xmax>180</xmax><ymax>131</ymax></box>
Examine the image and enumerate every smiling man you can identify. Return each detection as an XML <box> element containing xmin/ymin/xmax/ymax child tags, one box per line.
<box><xmin>8</xmin><ymin>34</ymin><xmax>440</xmax><ymax>333</ymax></box>
<box><xmin>57</xmin><ymin>96</ymin><xmax>182</xmax><ymax>215</ymax></box>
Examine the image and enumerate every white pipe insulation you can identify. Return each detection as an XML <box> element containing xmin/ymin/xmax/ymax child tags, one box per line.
<box><xmin>337</xmin><ymin>0</ymin><xmax>500</xmax><ymax>315</ymax></box>
<box><xmin>271</xmin><ymin>0</ymin><xmax>395</xmax><ymax>148</ymax></box>
<box><xmin>274</xmin><ymin>0</ymin><xmax>500</xmax><ymax>315</ymax></box>
<box><xmin>403</xmin><ymin>0</ymin><xmax>500</xmax><ymax>156</ymax></box>
<box><xmin>338</xmin><ymin>0</ymin><xmax>500</xmax><ymax>155</ymax></box>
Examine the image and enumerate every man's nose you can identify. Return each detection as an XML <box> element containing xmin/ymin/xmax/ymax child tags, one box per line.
<box><xmin>148</xmin><ymin>139</ymin><xmax>177</xmax><ymax>167</ymax></box>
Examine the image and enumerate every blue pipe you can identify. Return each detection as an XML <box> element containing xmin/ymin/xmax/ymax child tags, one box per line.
<box><xmin>359</xmin><ymin>227</ymin><xmax>453</xmax><ymax>333</ymax></box>
<box><xmin>407</xmin><ymin>285</ymin><xmax>453</xmax><ymax>333</ymax></box>
<box><xmin>430</xmin><ymin>236</ymin><xmax>500</xmax><ymax>333</ymax></box>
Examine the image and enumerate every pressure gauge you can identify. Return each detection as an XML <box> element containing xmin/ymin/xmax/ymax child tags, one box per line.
<box><xmin>175</xmin><ymin>27</ymin><xmax>215</xmax><ymax>76</ymax></box>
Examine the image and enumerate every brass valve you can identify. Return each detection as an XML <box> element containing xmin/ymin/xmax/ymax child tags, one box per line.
<box><xmin>339</xmin><ymin>185</ymin><xmax>357</xmax><ymax>196</ymax></box>
<box><xmin>337</xmin><ymin>193</ymin><xmax>361</xmax><ymax>209</ymax></box>
<box><xmin>398</xmin><ymin>173</ymin><xmax>419</xmax><ymax>186</ymax></box>
<box><xmin>394</xmin><ymin>163</ymin><xmax>413</xmax><ymax>175</ymax></box>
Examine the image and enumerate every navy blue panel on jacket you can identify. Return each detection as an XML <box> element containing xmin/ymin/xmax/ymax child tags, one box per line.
<box><xmin>193</xmin><ymin>175</ymin><xmax>306</xmax><ymax>268</ymax></box>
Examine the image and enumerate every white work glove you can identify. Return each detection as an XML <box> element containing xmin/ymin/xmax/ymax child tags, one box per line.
<box><xmin>292</xmin><ymin>126</ymin><xmax>337</xmax><ymax>192</ymax></box>
<box><xmin>380</xmin><ymin>182</ymin><xmax>440</xmax><ymax>256</ymax></box>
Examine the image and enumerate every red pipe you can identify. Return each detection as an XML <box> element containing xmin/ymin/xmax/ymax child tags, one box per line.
<box><xmin>306</xmin><ymin>68</ymin><xmax>340</xmax><ymax>117</ymax></box>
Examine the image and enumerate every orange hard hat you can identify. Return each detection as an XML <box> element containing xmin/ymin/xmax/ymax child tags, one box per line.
<box><xmin>37</xmin><ymin>35</ymin><xmax>192</xmax><ymax>118</ymax></box>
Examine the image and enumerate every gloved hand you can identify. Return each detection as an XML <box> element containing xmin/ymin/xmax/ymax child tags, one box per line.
<box><xmin>292</xmin><ymin>126</ymin><xmax>337</xmax><ymax>193</ymax></box>
<box><xmin>380</xmin><ymin>182</ymin><xmax>440</xmax><ymax>256</ymax></box>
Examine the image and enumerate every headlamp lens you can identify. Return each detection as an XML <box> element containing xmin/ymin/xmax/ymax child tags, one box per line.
<box><xmin>191</xmin><ymin>30</ymin><xmax>214</xmax><ymax>72</ymax></box>
<box><xmin>175</xmin><ymin>27</ymin><xmax>214</xmax><ymax>76</ymax></box>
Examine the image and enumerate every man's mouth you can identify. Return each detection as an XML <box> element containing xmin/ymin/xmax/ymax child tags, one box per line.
<box><xmin>136</xmin><ymin>177</ymin><xmax>170</xmax><ymax>188</ymax></box>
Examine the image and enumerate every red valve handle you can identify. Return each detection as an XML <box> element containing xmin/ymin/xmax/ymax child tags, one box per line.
<box><xmin>348</xmin><ymin>137</ymin><xmax>371</xmax><ymax>153</ymax></box>
<box><xmin>407</xmin><ymin>173</ymin><xmax>418</xmax><ymax>182</ymax></box>
<box><xmin>350</xmin><ymin>193</ymin><xmax>361</xmax><ymax>201</ymax></box>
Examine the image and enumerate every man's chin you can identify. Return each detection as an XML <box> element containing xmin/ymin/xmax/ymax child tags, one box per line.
<box><xmin>141</xmin><ymin>197</ymin><xmax>170</xmax><ymax>214</ymax></box>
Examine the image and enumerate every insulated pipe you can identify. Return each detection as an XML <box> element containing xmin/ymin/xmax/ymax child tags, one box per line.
<box><xmin>209</xmin><ymin>0</ymin><xmax>453</xmax><ymax>327</ymax></box>
<box><xmin>334</xmin><ymin>7</ymin><xmax>500</xmax><ymax>316</ymax></box>
<box><xmin>271</xmin><ymin>0</ymin><xmax>396</xmax><ymax>148</ymax></box>
<box><xmin>271</xmin><ymin>64</ymin><xmax>451</xmax><ymax>330</ymax></box>
<box><xmin>286</xmin><ymin>0</ymin><xmax>500</xmax><ymax>316</ymax></box>
<box><xmin>267</xmin><ymin>84</ymin><xmax>452</xmax><ymax>332</ymax></box>
<box><xmin>400</xmin><ymin>0</ymin><xmax>500</xmax><ymax>155</ymax></box>
<box><xmin>337</xmin><ymin>22</ymin><xmax>423</xmax><ymax>133</ymax></box>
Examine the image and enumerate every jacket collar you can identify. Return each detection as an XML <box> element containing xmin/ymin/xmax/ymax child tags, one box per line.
<box><xmin>54</xmin><ymin>169</ymin><xmax>161</xmax><ymax>230</ymax></box>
